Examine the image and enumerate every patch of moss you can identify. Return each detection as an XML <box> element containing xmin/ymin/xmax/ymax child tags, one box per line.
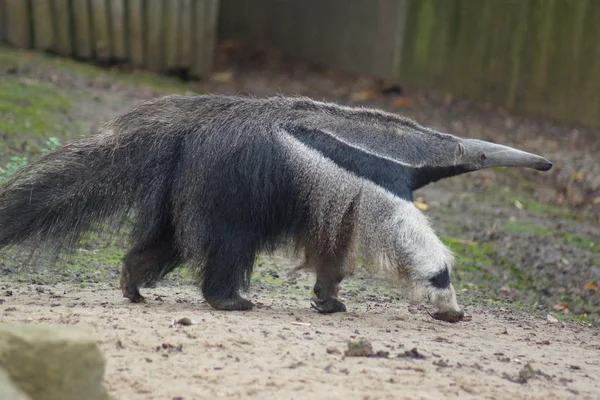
<box><xmin>0</xmin><ymin>46</ymin><xmax>200</xmax><ymax>95</ymax></box>
<box><xmin>0</xmin><ymin>78</ymin><xmax>74</xmax><ymax>158</ymax></box>
<box><xmin>505</xmin><ymin>220</ymin><xmax>599</xmax><ymax>254</ymax></box>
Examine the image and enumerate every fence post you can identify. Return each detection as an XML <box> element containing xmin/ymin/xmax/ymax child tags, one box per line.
<box><xmin>0</xmin><ymin>0</ymin><xmax>5</xmax><ymax>43</ymax></box>
<box><xmin>127</xmin><ymin>0</ymin><xmax>144</xmax><ymax>66</ymax></box>
<box><xmin>53</xmin><ymin>0</ymin><xmax>73</xmax><ymax>56</ymax></box>
<box><xmin>164</xmin><ymin>0</ymin><xmax>179</xmax><ymax>71</ymax></box>
<box><xmin>31</xmin><ymin>0</ymin><xmax>55</xmax><ymax>52</ymax></box>
<box><xmin>178</xmin><ymin>0</ymin><xmax>193</xmax><ymax>69</ymax></box>
<box><xmin>110</xmin><ymin>0</ymin><xmax>127</xmax><ymax>61</ymax></box>
<box><xmin>72</xmin><ymin>0</ymin><xmax>93</xmax><ymax>59</ymax></box>
<box><xmin>146</xmin><ymin>0</ymin><xmax>165</xmax><ymax>71</ymax></box>
<box><xmin>90</xmin><ymin>0</ymin><xmax>111</xmax><ymax>61</ymax></box>
<box><xmin>191</xmin><ymin>0</ymin><xmax>219</xmax><ymax>79</ymax></box>
<box><xmin>4</xmin><ymin>0</ymin><xmax>30</xmax><ymax>48</ymax></box>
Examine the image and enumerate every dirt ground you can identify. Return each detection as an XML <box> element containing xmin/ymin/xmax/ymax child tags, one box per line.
<box><xmin>1</xmin><ymin>44</ymin><xmax>599</xmax><ymax>399</ymax></box>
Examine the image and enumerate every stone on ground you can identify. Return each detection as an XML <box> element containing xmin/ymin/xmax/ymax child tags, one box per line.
<box><xmin>0</xmin><ymin>367</ymin><xmax>31</xmax><ymax>400</ymax></box>
<box><xmin>0</xmin><ymin>323</ymin><xmax>108</xmax><ymax>400</ymax></box>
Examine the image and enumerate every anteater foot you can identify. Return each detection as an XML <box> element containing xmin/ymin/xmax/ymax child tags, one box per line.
<box><xmin>120</xmin><ymin>269</ymin><xmax>145</xmax><ymax>303</ymax></box>
<box><xmin>121</xmin><ymin>286</ymin><xmax>146</xmax><ymax>303</ymax></box>
<box><xmin>311</xmin><ymin>298</ymin><xmax>347</xmax><ymax>314</ymax></box>
<box><xmin>427</xmin><ymin>309</ymin><xmax>465</xmax><ymax>323</ymax></box>
<box><xmin>204</xmin><ymin>295</ymin><xmax>254</xmax><ymax>311</ymax></box>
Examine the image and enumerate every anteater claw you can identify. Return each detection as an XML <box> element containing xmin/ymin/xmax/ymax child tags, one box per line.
<box><xmin>311</xmin><ymin>298</ymin><xmax>347</xmax><ymax>314</ymax></box>
<box><xmin>427</xmin><ymin>309</ymin><xmax>465</xmax><ymax>323</ymax></box>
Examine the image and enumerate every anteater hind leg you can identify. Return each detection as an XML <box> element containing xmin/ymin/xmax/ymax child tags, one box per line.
<box><xmin>309</xmin><ymin>250</ymin><xmax>352</xmax><ymax>314</ymax></box>
<box><xmin>120</xmin><ymin>228</ymin><xmax>181</xmax><ymax>303</ymax></box>
<box><xmin>200</xmin><ymin>233</ymin><xmax>256</xmax><ymax>311</ymax></box>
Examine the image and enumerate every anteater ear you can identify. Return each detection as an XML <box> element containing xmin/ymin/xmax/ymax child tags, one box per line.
<box><xmin>453</xmin><ymin>142</ymin><xmax>466</xmax><ymax>164</ymax></box>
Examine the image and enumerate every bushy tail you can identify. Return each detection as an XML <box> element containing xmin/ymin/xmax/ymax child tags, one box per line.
<box><xmin>0</xmin><ymin>122</ymin><xmax>180</xmax><ymax>254</ymax></box>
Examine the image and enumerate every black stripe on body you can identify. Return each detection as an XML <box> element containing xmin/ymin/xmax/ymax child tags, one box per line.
<box><xmin>283</xmin><ymin>125</ymin><xmax>414</xmax><ymax>201</ymax></box>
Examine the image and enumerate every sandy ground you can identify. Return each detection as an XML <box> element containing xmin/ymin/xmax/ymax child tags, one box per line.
<box><xmin>1</xmin><ymin>43</ymin><xmax>599</xmax><ymax>399</ymax></box>
<box><xmin>2</xmin><ymin>259</ymin><xmax>599</xmax><ymax>400</ymax></box>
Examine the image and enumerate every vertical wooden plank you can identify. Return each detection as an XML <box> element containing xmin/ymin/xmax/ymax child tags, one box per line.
<box><xmin>72</xmin><ymin>0</ymin><xmax>92</xmax><ymax>58</ymax></box>
<box><xmin>109</xmin><ymin>0</ymin><xmax>126</xmax><ymax>60</ymax></box>
<box><xmin>566</xmin><ymin>0</ymin><xmax>588</xmax><ymax>119</ymax></box>
<box><xmin>31</xmin><ymin>0</ymin><xmax>55</xmax><ymax>52</ymax></box>
<box><xmin>52</xmin><ymin>0</ymin><xmax>72</xmax><ymax>56</ymax></box>
<box><xmin>127</xmin><ymin>0</ymin><xmax>144</xmax><ymax>66</ymax></box>
<box><xmin>191</xmin><ymin>0</ymin><xmax>219</xmax><ymax>78</ymax></box>
<box><xmin>146</xmin><ymin>0</ymin><xmax>165</xmax><ymax>71</ymax></box>
<box><xmin>4</xmin><ymin>0</ymin><xmax>30</xmax><ymax>48</ymax></box>
<box><xmin>164</xmin><ymin>0</ymin><xmax>179</xmax><ymax>70</ymax></box>
<box><xmin>90</xmin><ymin>0</ymin><xmax>111</xmax><ymax>60</ymax></box>
<box><xmin>0</xmin><ymin>0</ymin><xmax>6</xmax><ymax>43</ymax></box>
<box><xmin>578</xmin><ymin>1</ymin><xmax>600</xmax><ymax>127</ymax></box>
<box><xmin>178</xmin><ymin>0</ymin><xmax>193</xmax><ymax>69</ymax></box>
<box><xmin>190</xmin><ymin>0</ymin><xmax>206</xmax><ymax>78</ymax></box>
<box><xmin>506</xmin><ymin>1</ymin><xmax>529</xmax><ymax>110</ymax></box>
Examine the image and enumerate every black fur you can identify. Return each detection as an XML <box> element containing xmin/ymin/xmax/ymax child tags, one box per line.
<box><xmin>0</xmin><ymin>94</ymin><xmax>551</xmax><ymax>313</ymax></box>
<box><xmin>283</xmin><ymin>124</ymin><xmax>414</xmax><ymax>201</ymax></box>
<box><xmin>428</xmin><ymin>267</ymin><xmax>451</xmax><ymax>289</ymax></box>
<box><xmin>0</xmin><ymin>95</ymin><xmax>312</xmax><ymax>308</ymax></box>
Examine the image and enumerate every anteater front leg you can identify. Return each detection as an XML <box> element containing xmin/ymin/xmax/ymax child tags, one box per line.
<box><xmin>308</xmin><ymin>201</ymin><xmax>357</xmax><ymax>314</ymax></box>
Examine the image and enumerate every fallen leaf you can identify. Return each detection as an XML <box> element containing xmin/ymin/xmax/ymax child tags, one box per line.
<box><xmin>175</xmin><ymin>317</ymin><xmax>196</xmax><ymax>326</ymax></box>
<box><xmin>450</xmin><ymin>238</ymin><xmax>479</xmax><ymax>246</ymax></box>
<box><xmin>571</xmin><ymin>171</ymin><xmax>586</xmax><ymax>182</ymax></box>
<box><xmin>546</xmin><ymin>314</ymin><xmax>558</xmax><ymax>323</ymax></box>
<box><xmin>552</xmin><ymin>303</ymin><xmax>569</xmax><ymax>311</ymax></box>
<box><xmin>414</xmin><ymin>201</ymin><xmax>429</xmax><ymax>211</ymax></box>
<box><xmin>291</xmin><ymin>321</ymin><xmax>311</xmax><ymax>327</ymax></box>
<box><xmin>350</xmin><ymin>90</ymin><xmax>376</xmax><ymax>102</ymax></box>
<box><xmin>514</xmin><ymin>200</ymin><xmax>524</xmax><ymax>210</ymax></box>
<box><xmin>210</xmin><ymin>70</ymin><xmax>233</xmax><ymax>83</ymax></box>
<box><xmin>392</xmin><ymin>97</ymin><xmax>414</xmax><ymax>109</ymax></box>
<box><xmin>500</xmin><ymin>285</ymin><xmax>511</xmax><ymax>294</ymax></box>
<box><xmin>584</xmin><ymin>282</ymin><xmax>599</xmax><ymax>292</ymax></box>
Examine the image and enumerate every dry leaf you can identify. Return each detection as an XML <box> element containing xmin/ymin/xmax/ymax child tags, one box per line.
<box><xmin>450</xmin><ymin>238</ymin><xmax>479</xmax><ymax>246</ymax></box>
<box><xmin>546</xmin><ymin>314</ymin><xmax>558</xmax><ymax>323</ymax></box>
<box><xmin>350</xmin><ymin>90</ymin><xmax>376</xmax><ymax>102</ymax></box>
<box><xmin>571</xmin><ymin>171</ymin><xmax>586</xmax><ymax>182</ymax></box>
<box><xmin>210</xmin><ymin>70</ymin><xmax>233</xmax><ymax>83</ymax></box>
<box><xmin>291</xmin><ymin>321</ymin><xmax>311</xmax><ymax>327</ymax></box>
<box><xmin>552</xmin><ymin>303</ymin><xmax>569</xmax><ymax>311</ymax></box>
<box><xmin>392</xmin><ymin>97</ymin><xmax>414</xmax><ymax>109</ymax></box>
<box><xmin>414</xmin><ymin>201</ymin><xmax>429</xmax><ymax>211</ymax></box>
<box><xmin>584</xmin><ymin>282</ymin><xmax>599</xmax><ymax>292</ymax></box>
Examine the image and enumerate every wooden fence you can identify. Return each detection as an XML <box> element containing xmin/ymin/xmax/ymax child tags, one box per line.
<box><xmin>218</xmin><ymin>0</ymin><xmax>407</xmax><ymax>82</ymax></box>
<box><xmin>219</xmin><ymin>0</ymin><xmax>600</xmax><ymax>129</ymax></box>
<box><xmin>400</xmin><ymin>0</ymin><xmax>600</xmax><ymax>129</ymax></box>
<box><xmin>0</xmin><ymin>0</ymin><xmax>219</xmax><ymax>78</ymax></box>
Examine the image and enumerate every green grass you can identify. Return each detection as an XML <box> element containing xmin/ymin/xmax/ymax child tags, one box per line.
<box><xmin>0</xmin><ymin>78</ymin><xmax>75</xmax><ymax>158</ymax></box>
<box><xmin>0</xmin><ymin>45</ymin><xmax>199</xmax><ymax>95</ymax></box>
<box><xmin>506</xmin><ymin>220</ymin><xmax>599</xmax><ymax>255</ymax></box>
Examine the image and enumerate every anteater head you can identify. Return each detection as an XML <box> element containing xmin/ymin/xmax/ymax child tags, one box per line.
<box><xmin>408</xmin><ymin>129</ymin><xmax>553</xmax><ymax>190</ymax></box>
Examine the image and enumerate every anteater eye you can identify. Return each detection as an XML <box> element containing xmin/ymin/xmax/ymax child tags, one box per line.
<box><xmin>480</xmin><ymin>153</ymin><xmax>487</xmax><ymax>161</ymax></box>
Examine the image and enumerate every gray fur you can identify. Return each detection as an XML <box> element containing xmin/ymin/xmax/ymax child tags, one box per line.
<box><xmin>0</xmin><ymin>94</ymin><xmax>552</xmax><ymax>322</ymax></box>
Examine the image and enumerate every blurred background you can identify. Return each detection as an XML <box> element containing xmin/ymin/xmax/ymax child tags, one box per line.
<box><xmin>0</xmin><ymin>0</ymin><xmax>598</xmax><ymax>323</ymax></box>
